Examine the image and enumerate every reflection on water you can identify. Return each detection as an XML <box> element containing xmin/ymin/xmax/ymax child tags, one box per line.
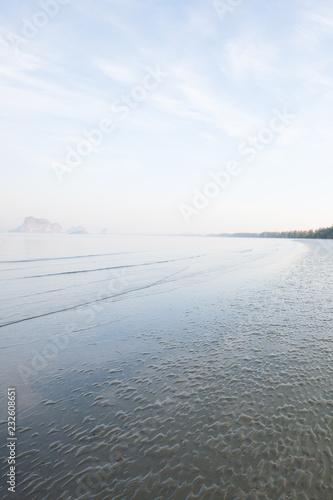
<box><xmin>0</xmin><ymin>235</ymin><xmax>332</xmax><ymax>499</ymax></box>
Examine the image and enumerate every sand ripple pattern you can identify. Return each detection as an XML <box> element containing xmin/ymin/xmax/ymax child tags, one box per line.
<box><xmin>1</xmin><ymin>242</ymin><xmax>333</xmax><ymax>499</ymax></box>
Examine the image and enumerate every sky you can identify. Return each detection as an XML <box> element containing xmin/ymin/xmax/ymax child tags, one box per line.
<box><xmin>1</xmin><ymin>0</ymin><xmax>333</xmax><ymax>234</ymax></box>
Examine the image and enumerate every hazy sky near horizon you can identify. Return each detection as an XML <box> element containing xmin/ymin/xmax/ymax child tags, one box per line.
<box><xmin>1</xmin><ymin>0</ymin><xmax>333</xmax><ymax>234</ymax></box>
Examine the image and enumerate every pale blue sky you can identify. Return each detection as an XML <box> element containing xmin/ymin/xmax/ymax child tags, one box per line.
<box><xmin>1</xmin><ymin>0</ymin><xmax>333</xmax><ymax>233</ymax></box>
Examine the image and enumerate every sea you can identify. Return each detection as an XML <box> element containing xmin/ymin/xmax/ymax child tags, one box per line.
<box><xmin>0</xmin><ymin>234</ymin><xmax>333</xmax><ymax>499</ymax></box>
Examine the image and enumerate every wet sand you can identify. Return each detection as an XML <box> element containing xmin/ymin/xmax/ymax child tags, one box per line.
<box><xmin>1</xmin><ymin>236</ymin><xmax>332</xmax><ymax>499</ymax></box>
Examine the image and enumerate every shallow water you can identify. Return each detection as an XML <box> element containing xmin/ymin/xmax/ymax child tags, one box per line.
<box><xmin>0</xmin><ymin>235</ymin><xmax>333</xmax><ymax>499</ymax></box>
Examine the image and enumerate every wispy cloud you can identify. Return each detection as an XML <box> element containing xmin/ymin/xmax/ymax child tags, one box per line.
<box><xmin>2</xmin><ymin>0</ymin><xmax>333</xmax><ymax>233</ymax></box>
<box><xmin>94</xmin><ymin>57</ymin><xmax>139</xmax><ymax>84</ymax></box>
<box><xmin>302</xmin><ymin>11</ymin><xmax>333</xmax><ymax>30</ymax></box>
<box><xmin>219</xmin><ymin>37</ymin><xmax>278</xmax><ymax>82</ymax></box>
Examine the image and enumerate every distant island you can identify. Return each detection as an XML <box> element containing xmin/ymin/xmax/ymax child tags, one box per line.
<box><xmin>209</xmin><ymin>225</ymin><xmax>333</xmax><ymax>239</ymax></box>
<box><xmin>10</xmin><ymin>217</ymin><xmax>88</xmax><ymax>235</ymax></box>
<box><xmin>11</xmin><ymin>216</ymin><xmax>63</xmax><ymax>234</ymax></box>
<box><xmin>67</xmin><ymin>226</ymin><xmax>88</xmax><ymax>235</ymax></box>
<box><xmin>9</xmin><ymin>217</ymin><xmax>333</xmax><ymax>239</ymax></box>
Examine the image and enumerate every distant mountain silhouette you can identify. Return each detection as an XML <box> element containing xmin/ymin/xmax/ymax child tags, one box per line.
<box><xmin>11</xmin><ymin>217</ymin><xmax>89</xmax><ymax>234</ymax></box>
<box><xmin>11</xmin><ymin>216</ymin><xmax>63</xmax><ymax>234</ymax></box>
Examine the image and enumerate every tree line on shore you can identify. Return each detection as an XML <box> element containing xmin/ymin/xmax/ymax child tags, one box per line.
<box><xmin>214</xmin><ymin>225</ymin><xmax>333</xmax><ymax>239</ymax></box>
<box><xmin>259</xmin><ymin>225</ymin><xmax>333</xmax><ymax>239</ymax></box>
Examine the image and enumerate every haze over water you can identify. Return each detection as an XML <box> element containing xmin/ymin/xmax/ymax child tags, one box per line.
<box><xmin>1</xmin><ymin>234</ymin><xmax>333</xmax><ymax>499</ymax></box>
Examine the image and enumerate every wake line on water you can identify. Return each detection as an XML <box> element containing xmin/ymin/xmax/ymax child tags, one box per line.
<box><xmin>1</xmin><ymin>245</ymin><xmax>298</xmax><ymax>328</ymax></box>
<box><xmin>0</xmin><ymin>254</ymin><xmax>262</xmax><ymax>329</ymax></box>
<box><xmin>0</xmin><ymin>251</ymin><xmax>143</xmax><ymax>265</ymax></box>
<box><xmin>0</xmin><ymin>317</ymin><xmax>132</xmax><ymax>352</ymax></box>
<box><xmin>0</xmin><ymin>268</ymin><xmax>188</xmax><ymax>329</ymax></box>
<box><xmin>8</xmin><ymin>255</ymin><xmax>204</xmax><ymax>280</ymax></box>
